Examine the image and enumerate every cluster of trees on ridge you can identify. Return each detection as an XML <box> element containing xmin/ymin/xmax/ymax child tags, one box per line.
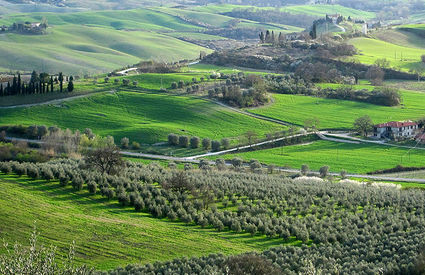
<box><xmin>0</xmin><ymin>71</ymin><xmax>74</xmax><ymax>97</ymax></box>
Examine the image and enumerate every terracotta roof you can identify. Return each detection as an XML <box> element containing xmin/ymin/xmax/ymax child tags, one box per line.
<box><xmin>374</xmin><ymin>121</ymin><xmax>418</xmax><ymax>128</ymax></box>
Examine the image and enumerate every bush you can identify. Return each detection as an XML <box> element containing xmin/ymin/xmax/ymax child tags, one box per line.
<box><xmin>231</xmin><ymin>158</ymin><xmax>243</xmax><ymax>168</ymax></box>
<box><xmin>87</xmin><ymin>181</ymin><xmax>97</xmax><ymax>194</ymax></box>
<box><xmin>221</xmin><ymin>138</ymin><xmax>230</xmax><ymax>149</ymax></box>
<box><xmin>319</xmin><ymin>165</ymin><xmax>330</xmax><ymax>178</ymax></box>
<box><xmin>122</xmin><ymin>79</ymin><xmax>130</xmax><ymax>85</ymax></box>
<box><xmin>202</xmin><ymin>138</ymin><xmax>211</xmax><ymax>150</ymax></box>
<box><xmin>171</xmin><ymin>82</ymin><xmax>178</xmax><ymax>89</ymax></box>
<box><xmin>178</xmin><ymin>80</ymin><xmax>184</xmax><ymax>88</ymax></box>
<box><xmin>190</xmin><ymin>136</ymin><xmax>200</xmax><ymax>149</ymax></box>
<box><xmin>179</xmin><ymin>136</ymin><xmax>189</xmax><ymax>148</ymax></box>
<box><xmin>72</xmin><ymin>177</ymin><xmax>83</xmax><ymax>191</ymax></box>
<box><xmin>131</xmin><ymin>141</ymin><xmax>141</xmax><ymax>150</ymax></box>
<box><xmin>211</xmin><ymin>140</ymin><xmax>221</xmax><ymax>152</ymax></box>
<box><xmin>120</xmin><ymin>137</ymin><xmax>130</xmax><ymax>149</ymax></box>
<box><xmin>168</xmin><ymin>134</ymin><xmax>179</xmax><ymax>146</ymax></box>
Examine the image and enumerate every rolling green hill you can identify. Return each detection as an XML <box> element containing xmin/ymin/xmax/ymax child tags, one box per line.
<box><xmin>0</xmin><ymin>173</ymin><xmax>280</xmax><ymax>270</ymax></box>
<box><xmin>0</xmin><ymin>9</ymin><xmax>213</xmax><ymax>74</ymax></box>
<box><xmin>0</xmin><ymin>90</ymin><xmax>284</xmax><ymax>144</ymax></box>
<box><xmin>247</xmin><ymin>88</ymin><xmax>425</xmax><ymax>130</ymax></box>
<box><xmin>191</xmin><ymin>4</ymin><xmax>375</xmax><ymax>20</ymax></box>
<box><xmin>349</xmin><ymin>36</ymin><xmax>425</xmax><ymax>72</ymax></box>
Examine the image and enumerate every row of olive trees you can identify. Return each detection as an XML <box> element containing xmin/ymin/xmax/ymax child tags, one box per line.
<box><xmin>167</xmin><ymin>133</ymin><xmax>230</xmax><ymax>152</ymax></box>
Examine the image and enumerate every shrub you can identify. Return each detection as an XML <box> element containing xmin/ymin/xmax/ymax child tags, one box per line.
<box><xmin>59</xmin><ymin>175</ymin><xmax>69</xmax><ymax>186</ymax></box>
<box><xmin>179</xmin><ymin>136</ymin><xmax>189</xmax><ymax>148</ymax></box>
<box><xmin>134</xmin><ymin>198</ymin><xmax>145</xmax><ymax>212</ymax></box>
<box><xmin>87</xmin><ymin>181</ymin><xmax>97</xmax><ymax>194</ymax></box>
<box><xmin>168</xmin><ymin>134</ymin><xmax>179</xmax><ymax>146</ymax></box>
<box><xmin>72</xmin><ymin>177</ymin><xmax>84</xmax><ymax>191</ymax></box>
<box><xmin>131</xmin><ymin>141</ymin><xmax>141</xmax><ymax>150</ymax></box>
<box><xmin>211</xmin><ymin>140</ymin><xmax>221</xmax><ymax>152</ymax></box>
<box><xmin>319</xmin><ymin>165</ymin><xmax>330</xmax><ymax>178</ymax></box>
<box><xmin>122</xmin><ymin>79</ymin><xmax>130</xmax><ymax>85</ymax></box>
<box><xmin>178</xmin><ymin>80</ymin><xmax>184</xmax><ymax>88</ymax></box>
<box><xmin>120</xmin><ymin>137</ymin><xmax>130</xmax><ymax>149</ymax></box>
<box><xmin>231</xmin><ymin>158</ymin><xmax>243</xmax><ymax>168</ymax></box>
<box><xmin>190</xmin><ymin>136</ymin><xmax>200</xmax><ymax>149</ymax></box>
<box><xmin>171</xmin><ymin>82</ymin><xmax>178</xmax><ymax>89</ymax></box>
<box><xmin>221</xmin><ymin>138</ymin><xmax>230</xmax><ymax>149</ymax></box>
<box><xmin>202</xmin><ymin>138</ymin><xmax>211</xmax><ymax>150</ymax></box>
<box><xmin>301</xmin><ymin>164</ymin><xmax>309</xmax><ymax>176</ymax></box>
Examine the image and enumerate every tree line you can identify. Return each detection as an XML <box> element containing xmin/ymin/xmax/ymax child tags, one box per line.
<box><xmin>1</xmin><ymin>71</ymin><xmax>74</xmax><ymax>97</ymax></box>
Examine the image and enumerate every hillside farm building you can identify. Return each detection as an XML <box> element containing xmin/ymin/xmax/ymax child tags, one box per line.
<box><xmin>373</xmin><ymin>121</ymin><xmax>419</xmax><ymax>140</ymax></box>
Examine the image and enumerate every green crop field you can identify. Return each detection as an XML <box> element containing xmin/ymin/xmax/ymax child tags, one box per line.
<box><xmin>211</xmin><ymin>140</ymin><xmax>425</xmax><ymax>174</ymax></box>
<box><xmin>0</xmin><ymin>90</ymin><xmax>284</xmax><ymax>144</ymax></box>
<box><xmin>247</xmin><ymin>89</ymin><xmax>425</xmax><ymax>130</ymax></box>
<box><xmin>349</xmin><ymin>37</ymin><xmax>425</xmax><ymax>71</ymax></box>
<box><xmin>0</xmin><ymin>173</ymin><xmax>283</xmax><ymax>270</ymax></box>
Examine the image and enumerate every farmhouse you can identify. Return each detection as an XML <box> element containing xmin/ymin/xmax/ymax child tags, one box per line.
<box><xmin>373</xmin><ymin>121</ymin><xmax>419</xmax><ymax>140</ymax></box>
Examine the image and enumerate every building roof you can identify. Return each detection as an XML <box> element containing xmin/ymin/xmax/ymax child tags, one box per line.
<box><xmin>375</xmin><ymin>121</ymin><xmax>418</xmax><ymax>128</ymax></box>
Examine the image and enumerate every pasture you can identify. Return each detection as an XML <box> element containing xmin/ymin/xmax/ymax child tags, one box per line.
<box><xmin>349</xmin><ymin>37</ymin><xmax>425</xmax><ymax>71</ymax></box>
<box><xmin>0</xmin><ymin>173</ymin><xmax>281</xmax><ymax>270</ymax></box>
<box><xmin>0</xmin><ymin>90</ymin><xmax>284</xmax><ymax>144</ymax></box>
<box><xmin>211</xmin><ymin>140</ymin><xmax>425</xmax><ymax>174</ymax></box>
<box><xmin>247</xmin><ymin>89</ymin><xmax>425</xmax><ymax>129</ymax></box>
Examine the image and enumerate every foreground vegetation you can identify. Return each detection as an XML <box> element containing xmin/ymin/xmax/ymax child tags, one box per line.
<box><xmin>0</xmin><ymin>173</ymin><xmax>279</xmax><ymax>270</ymax></box>
<box><xmin>0</xmin><ymin>159</ymin><xmax>424</xmax><ymax>273</ymax></box>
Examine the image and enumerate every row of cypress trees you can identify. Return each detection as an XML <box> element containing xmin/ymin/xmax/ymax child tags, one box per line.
<box><xmin>0</xmin><ymin>71</ymin><xmax>74</xmax><ymax>97</ymax></box>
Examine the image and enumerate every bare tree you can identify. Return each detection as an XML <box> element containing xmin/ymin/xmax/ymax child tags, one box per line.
<box><xmin>84</xmin><ymin>144</ymin><xmax>124</xmax><ymax>175</ymax></box>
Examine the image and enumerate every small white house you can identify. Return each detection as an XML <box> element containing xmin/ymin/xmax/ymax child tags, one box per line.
<box><xmin>373</xmin><ymin>121</ymin><xmax>419</xmax><ymax>140</ymax></box>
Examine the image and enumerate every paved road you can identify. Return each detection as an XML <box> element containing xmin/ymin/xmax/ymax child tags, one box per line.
<box><xmin>0</xmin><ymin>90</ymin><xmax>113</xmax><ymax>109</ymax></box>
<box><xmin>186</xmin><ymin>133</ymin><xmax>310</xmax><ymax>160</ymax></box>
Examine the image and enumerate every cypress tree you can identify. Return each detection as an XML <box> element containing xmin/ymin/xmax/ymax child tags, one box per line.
<box><xmin>12</xmin><ymin>76</ymin><xmax>17</xmax><ymax>95</ymax></box>
<box><xmin>6</xmin><ymin>82</ymin><xmax>10</xmax><ymax>96</ymax></box>
<box><xmin>0</xmin><ymin>83</ymin><xmax>3</xmax><ymax>96</ymax></box>
<box><xmin>50</xmin><ymin>76</ymin><xmax>54</xmax><ymax>92</ymax></box>
<box><xmin>67</xmin><ymin>76</ymin><xmax>74</xmax><ymax>92</ymax></box>
<box><xmin>58</xmin><ymin>72</ymin><xmax>63</xmax><ymax>93</ymax></box>
<box><xmin>17</xmin><ymin>73</ymin><xmax>21</xmax><ymax>94</ymax></box>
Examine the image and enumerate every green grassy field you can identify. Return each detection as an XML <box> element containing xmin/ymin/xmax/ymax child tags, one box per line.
<box><xmin>211</xmin><ymin>140</ymin><xmax>425</xmax><ymax>174</ymax></box>
<box><xmin>247</xmin><ymin>89</ymin><xmax>425</xmax><ymax>130</ymax></box>
<box><xmin>281</xmin><ymin>4</ymin><xmax>375</xmax><ymax>19</ymax></box>
<box><xmin>0</xmin><ymin>24</ymin><xmax>209</xmax><ymax>75</ymax></box>
<box><xmin>0</xmin><ymin>90</ymin><xmax>284</xmax><ymax>144</ymax></box>
<box><xmin>349</xmin><ymin>37</ymin><xmax>425</xmax><ymax>72</ymax></box>
<box><xmin>191</xmin><ymin>4</ymin><xmax>375</xmax><ymax>20</ymax></box>
<box><xmin>0</xmin><ymin>173</ymin><xmax>285</xmax><ymax>270</ymax></box>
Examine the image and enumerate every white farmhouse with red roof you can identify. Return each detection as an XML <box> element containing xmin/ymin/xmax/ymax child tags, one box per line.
<box><xmin>373</xmin><ymin>121</ymin><xmax>419</xmax><ymax>140</ymax></box>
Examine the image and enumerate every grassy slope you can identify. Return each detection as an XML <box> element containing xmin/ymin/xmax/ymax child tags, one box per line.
<box><xmin>0</xmin><ymin>9</ymin><xmax>210</xmax><ymax>74</ymax></box>
<box><xmin>349</xmin><ymin>37</ymin><xmax>425</xmax><ymax>72</ymax></box>
<box><xmin>247</xmin><ymin>89</ymin><xmax>425</xmax><ymax>129</ymax></box>
<box><xmin>212</xmin><ymin>140</ymin><xmax>425</xmax><ymax>174</ymax></box>
<box><xmin>191</xmin><ymin>4</ymin><xmax>375</xmax><ymax>19</ymax></box>
<box><xmin>281</xmin><ymin>4</ymin><xmax>375</xmax><ymax>19</ymax></box>
<box><xmin>0</xmin><ymin>174</ymin><xmax>282</xmax><ymax>270</ymax></box>
<box><xmin>0</xmin><ymin>90</ymin><xmax>284</xmax><ymax>144</ymax></box>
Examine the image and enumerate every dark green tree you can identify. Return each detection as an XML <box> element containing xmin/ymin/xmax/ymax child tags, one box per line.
<box><xmin>67</xmin><ymin>76</ymin><xmax>74</xmax><ymax>92</ymax></box>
